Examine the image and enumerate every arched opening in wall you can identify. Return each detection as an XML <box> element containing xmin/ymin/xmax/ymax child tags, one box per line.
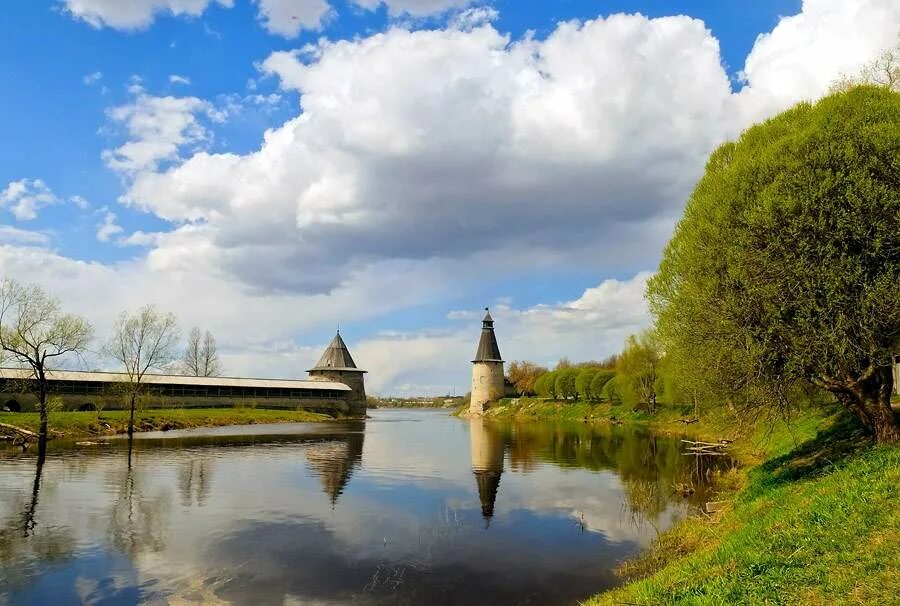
<box><xmin>3</xmin><ymin>399</ymin><xmax>21</xmax><ymax>412</ymax></box>
<box><xmin>78</xmin><ymin>403</ymin><xmax>97</xmax><ymax>412</ymax></box>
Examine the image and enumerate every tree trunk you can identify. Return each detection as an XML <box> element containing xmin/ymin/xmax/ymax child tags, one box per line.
<box><xmin>37</xmin><ymin>368</ymin><xmax>48</xmax><ymax>446</ymax></box>
<box><xmin>832</xmin><ymin>366</ymin><xmax>899</xmax><ymax>444</ymax></box>
<box><xmin>128</xmin><ymin>392</ymin><xmax>137</xmax><ymax>438</ymax></box>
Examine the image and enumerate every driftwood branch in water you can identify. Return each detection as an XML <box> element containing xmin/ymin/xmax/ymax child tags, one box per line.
<box><xmin>0</xmin><ymin>422</ymin><xmax>39</xmax><ymax>442</ymax></box>
<box><xmin>681</xmin><ymin>439</ymin><xmax>732</xmax><ymax>447</ymax></box>
<box><xmin>681</xmin><ymin>438</ymin><xmax>732</xmax><ymax>456</ymax></box>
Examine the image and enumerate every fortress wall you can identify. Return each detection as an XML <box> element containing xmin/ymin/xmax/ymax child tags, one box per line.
<box><xmin>0</xmin><ymin>391</ymin><xmax>356</xmax><ymax>416</ymax></box>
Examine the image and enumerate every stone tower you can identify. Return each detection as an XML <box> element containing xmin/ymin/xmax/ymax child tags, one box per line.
<box><xmin>470</xmin><ymin>308</ymin><xmax>504</xmax><ymax>415</ymax></box>
<box><xmin>308</xmin><ymin>331</ymin><xmax>367</xmax><ymax>416</ymax></box>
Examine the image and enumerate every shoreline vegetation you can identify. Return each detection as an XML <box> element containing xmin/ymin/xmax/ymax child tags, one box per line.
<box><xmin>0</xmin><ymin>407</ymin><xmax>333</xmax><ymax>442</ymax></box>
<box><xmin>475</xmin><ymin>397</ymin><xmax>898</xmax><ymax>604</ymax></box>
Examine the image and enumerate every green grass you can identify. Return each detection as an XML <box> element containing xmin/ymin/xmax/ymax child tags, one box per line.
<box><xmin>584</xmin><ymin>413</ymin><xmax>899</xmax><ymax>606</ymax></box>
<box><xmin>0</xmin><ymin>407</ymin><xmax>332</xmax><ymax>439</ymax></box>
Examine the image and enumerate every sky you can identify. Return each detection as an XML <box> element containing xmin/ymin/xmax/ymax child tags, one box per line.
<box><xmin>0</xmin><ymin>0</ymin><xmax>897</xmax><ymax>395</ymax></box>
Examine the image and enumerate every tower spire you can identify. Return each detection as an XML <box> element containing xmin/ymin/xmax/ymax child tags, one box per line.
<box><xmin>473</xmin><ymin>308</ymin><xmax>502</xmax><ymax>363</ymax></box>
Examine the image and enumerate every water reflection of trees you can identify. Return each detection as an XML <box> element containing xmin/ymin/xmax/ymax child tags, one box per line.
<box><xmin>0</xmin><ymin>452</ymin><xmax>76</xmax><ymax>590</ymax></box>
<box><xmin>107</xmin><ymin>444</ymin><xmax>173</xmax><ymax>557</ymax></box>
<box><xmin>496</xmin><ymin>421</ymin><xmax>734</xmax><ymax>519</ymax></box>
<box><xmin>178</xmin><ymin>458</ymin><xmax>212</xmax><ymax>507</ymax></box>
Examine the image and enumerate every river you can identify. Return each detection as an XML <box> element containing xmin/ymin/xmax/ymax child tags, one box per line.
<box><xmin>0</xmin><ymin>408</ymin><xmax>732</xmax><ymax>605</ymax></box>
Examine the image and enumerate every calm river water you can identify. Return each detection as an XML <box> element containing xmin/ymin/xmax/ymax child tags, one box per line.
<box><xmin>0</xmin><ymin>408</ymin><xmax>731</xmax><ymax>605</ymax></box>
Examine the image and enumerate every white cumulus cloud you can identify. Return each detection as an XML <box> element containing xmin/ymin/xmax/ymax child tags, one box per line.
<box><xmin>102</xmin><ymin>92</ymin><xmax>221</xmax><ymax>175</ymax></box>
<box><xmin>735</xmin><ymin>0</ymin><xmax>900</xmax><ymax>121</ymax></box>
<box><xmin>0</xmin><ymin>179</ymin><xmax>60</xmax><ymax>221</ymax></box>
<box><xmin>253</xmin><ymin>0</ymin><xmax>333</xmax><ymax>37</ymax></box>
<box><xmin>125</xmin><ymin>14</ymin><xmax>734</xmax><ymax>293</ymax></box>
<box><xmin>61</xmin><ymin>0</ymin><xmax>234</xmax><ymax>30</ymax></box>
<box><xmin>96</xmin><ymin>210</ymin><xmax>124</xmax><ymax>242</ymax></box>
<box><xmin>0</xmin><ymin>225</ymin><xmax>51</xmax><ymax>246</ymax></box>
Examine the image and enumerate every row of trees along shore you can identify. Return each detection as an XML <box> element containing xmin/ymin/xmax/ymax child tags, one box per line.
<box><xmin>0</xmin><ymin>278</ymin><xmax>223</xmax><ymax>443</ymax></box>
<box><xmin>507</xmin><ymin>83</ymin><xmax>900</xmax><ymax>444</ymax></box>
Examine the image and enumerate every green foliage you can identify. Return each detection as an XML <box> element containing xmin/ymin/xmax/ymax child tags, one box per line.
<box><xmin>534</xmin><ymin>370</ymin><xmax>558</xmax><ymax>399</ymax></box>
<box><xmin>615</xmin><ymin>331</ymin><xmax>662</xmax><ymax>410</ymax></box>
<box><xmin>576</xmin><ymin>368</ymin><xmax>598</xmax><ymax>401</ymax></box>
<box><xmin>555</xmin><ymin>368</ymin><xmax>579</xmax><ymax>400</ymax></box>
<box><xmin>648</xmin><ymin>86</ymin><xmax>900</xmax><ymax>440</ymax></box>
<box><xmin>603</xmin><ymin>376</ymin><xmax>622</xmax><ymax>404</ymax></box>
<box><xmin>590</xmin><ymin>370</ymin><xmax>616</xmax><ymax>401</ymax></box>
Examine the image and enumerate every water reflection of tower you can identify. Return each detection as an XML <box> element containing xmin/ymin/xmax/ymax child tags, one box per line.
<box><xmin>469</xmin><ymin>419</ymin><xmax>504</xmax><ymax>523</ymax></box>
<box><xmin>305</xmin><ymin>424</ymin><xmax>366</xmax><ymax>507</ymax></box>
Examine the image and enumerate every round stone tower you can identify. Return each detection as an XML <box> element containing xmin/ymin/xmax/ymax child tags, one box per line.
<box><xmin>470</xmin><ymin>308</ymin><xmax>504</xmax><ymax>415</ymax></box>
<box><xmin>308</xmin><ymin>331</ymin><xmax>367</xmax><ymax>416</ymax></box>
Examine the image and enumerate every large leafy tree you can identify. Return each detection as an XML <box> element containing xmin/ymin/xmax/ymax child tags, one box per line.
<box><xmin>648</xmin><ymin>86</ymin><xmax>900</xmax><ymax>443</ymax></box>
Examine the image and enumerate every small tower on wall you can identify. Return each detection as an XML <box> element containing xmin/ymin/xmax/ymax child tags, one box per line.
<box><xmin>308</xmin><ymin>331</ymin><xmax>367</xmax><ymax>416</ymax></box>
<box><xmin>470</xmin><ymin>308</ymin><xmax>504</xmax><ymax>415</ymax></box>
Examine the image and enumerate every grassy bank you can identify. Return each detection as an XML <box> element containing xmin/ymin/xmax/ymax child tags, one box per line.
<box><xmin>482</xmin><ymin>397</ymin><xmax>898</xmax><ymax>604</ymax></box>
<box><xmin>0</xmin><ymin>407</ymin><xmax>332</xmax><ymax>440</ymax></box>
<box><xmin>587</xmin><ymin>415</ymin><xmax>898</xmax><ymax>605</ymax></box>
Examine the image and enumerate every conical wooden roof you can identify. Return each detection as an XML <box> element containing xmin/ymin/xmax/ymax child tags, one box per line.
<box><xmin>474</xmin><ymin>470</ymin><xmax>502</xmax><ymax>519</ymax></box>
<box><xmin>309</xmin><ymin>332</ymin><xmax>365</xmax><ymax>372</ymax></box>
<box><xmin>473</xmin><ymin>308</ymin><xmax>503</xmax><ymax>362</ymax></box>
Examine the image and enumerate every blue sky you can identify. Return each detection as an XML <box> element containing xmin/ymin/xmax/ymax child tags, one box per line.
<box><xmin>0</xmin><ymin>0</ymin><xmax>895</xmax><ymax>394</ymax></box>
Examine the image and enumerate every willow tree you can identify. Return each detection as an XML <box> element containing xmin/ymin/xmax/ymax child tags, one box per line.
<box><xmin>0</xmin><ymin>279</ymin><xmax>92</xmax><ymax>443</ymax></box>
<box><xmin>648</xmin><ymin>86</ymin><xmax>900</xmax><ymax>443</ymax></box>
<box><xmin>615</xmin><ymin>331</ymin><xmax>661</xmax><ymax>412</ymax></box>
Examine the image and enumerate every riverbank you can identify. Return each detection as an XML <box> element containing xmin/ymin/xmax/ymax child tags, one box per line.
<box><xmin>0</xmin><ymin>408</ymin><xmax>333</xmax><ymax>441</ymax></box>
<box><xmin>479</xmin><ymin>398</ymin><xmax>899</xmax><ymax>604</ymax></box>
<box><xmin>589</xmin><ymin>415</ymin><xmax>898</xmax><ymax>605</ymax></box>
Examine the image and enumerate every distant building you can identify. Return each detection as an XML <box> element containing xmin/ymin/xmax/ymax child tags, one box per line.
<box><xmin>470</xmin><ymin>308</ymin><xmax>505</xmax><ymax>415</ymax></box>
<box><xmin>0</xmin><ymin>331</ymin><xmax>367</xmax><ymax>417</ymax></box>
